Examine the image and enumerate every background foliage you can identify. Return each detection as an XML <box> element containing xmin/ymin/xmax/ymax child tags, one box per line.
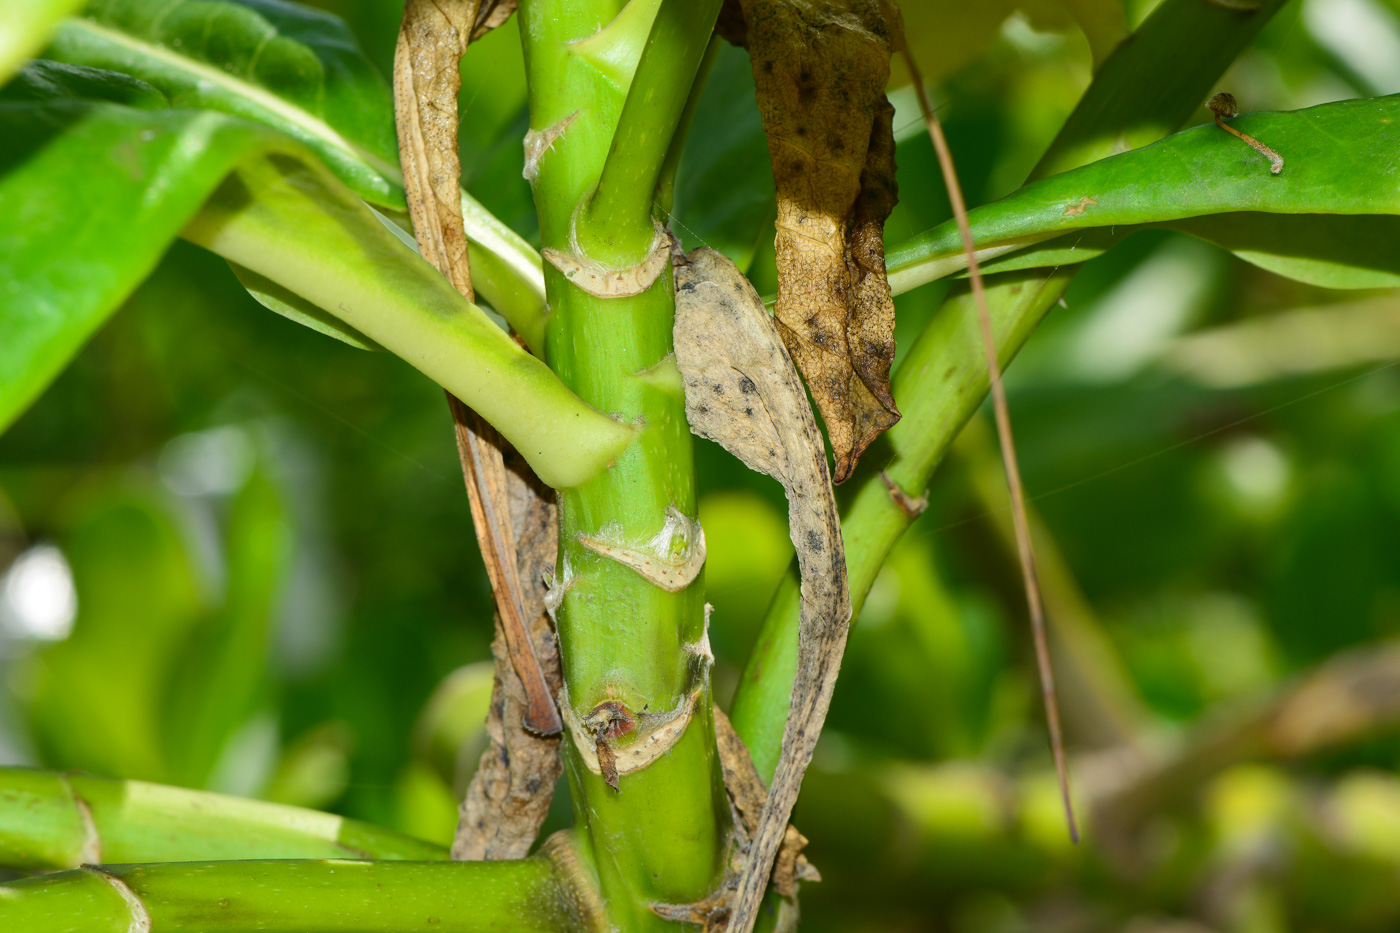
<box><xmin>4</xmin><ymin>0</ymin><xmax>1400</xmax><ymax>930</ymax></box>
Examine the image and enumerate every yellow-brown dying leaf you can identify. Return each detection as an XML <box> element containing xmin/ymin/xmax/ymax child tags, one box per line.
<box><xmin>737</xmin><ymin>0</ymin><xmax>903</xmax><ymax>482</ymax></box>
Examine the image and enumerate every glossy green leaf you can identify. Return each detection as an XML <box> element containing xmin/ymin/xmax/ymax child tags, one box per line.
<box><xmin>0</xmin><ymin>57</ymin><xmax>167</xmax><ymax>107</ymax></box>
<box><xmin>975</xmin><ymin>213</ymin><xmax>1400</xmax><ymax>290</ymax></box>
<box><xmin>43</xmin><ymin>0</ymin><xmax>549</xmax><ymax>345</ymax></box>
<box><xmin>887</xmin><ymin>95</ymin><xmax>1400</xmax><ymax>294</ymax></box>
<box><xmin>0</xmin><ymin>0</ymin><xmax>87</xmax><ymax>84</ymax></box>
<box><xmin>0</xmin><ymin>100</ymin><xmax>631</xmax><ymax>486</ymax></box>
<box><xmin>46</xmin><ymin>0</ymin><xmax>402</xmax><ymax>206</ymax></box>
<box><xmin>0</xmin><ymin>99</ymin><xmax>295</xmax><ymax>436</ymax></box>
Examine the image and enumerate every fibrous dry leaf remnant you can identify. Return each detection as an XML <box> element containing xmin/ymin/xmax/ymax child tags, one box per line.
<box><xmin>442</xmin><ymin>414</ymin><xmax>562</xmax><ymax>857</ymax></box>
<box><xmin>393</xmin><ymin>0</ymin><xmax>563</xmax><ymax>862</ymax></box>
<box><xmin>673</xmin><ymin>247</ymin><xmax>850</xmax><ymax>933</ymax></box>
<box><xmin>394</xmin><ymin>0</ymin><xmax>515</xmax><ymax>296</ymax></box>
<box><xmin>728</xmin><ymin>0</ymin><xmax>904</xmax><ymax>482</ymax></box>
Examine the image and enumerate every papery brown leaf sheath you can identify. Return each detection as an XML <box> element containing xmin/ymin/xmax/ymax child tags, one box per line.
<box><xmin>674</xmin><ymin>248</ymin><xmax>849</xmax><ymax>933</ymax></box>
<box><xmin>395</xmin><ymin>0</ymin><xmax>474</xmax><ymax>294</ymax></box>
<box><xmin>393</xmin><ymin>0</ymin><xmax>562</xmax><ymax>861</ymax></box>
<box><xmin>393</xmin><ymin>0</ymin><xmax>516</xmax><ymax>292</ymax></box>
<box><xmin>448</xmin><ymin>405</ymin><xmax>563</xmax><ymax>738</ymax></box>
<box><xmin>735</xmin><ymin>0</ymin><xmax>903</xmax><ymax>482</ymax></box>
<box><xmin>452</xmin><ymin>440</ymin><xmax>564</xmax><ymax>860</ymax></box>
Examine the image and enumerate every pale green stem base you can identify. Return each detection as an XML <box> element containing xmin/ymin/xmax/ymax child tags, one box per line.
<box><xmin>0</xmin><ymin>768</ymin><xmax>445</xmax><ymax>872</ymax></box>
<box><xmin>0</xmin><ymin>859</ymin><xmax>574</xmax><ymax>933</ymax></box>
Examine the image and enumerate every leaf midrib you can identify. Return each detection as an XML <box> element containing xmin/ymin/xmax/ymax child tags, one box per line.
<box><xmin>66</xmin><ymin>16</ymin><xmax>402</xmax><ymax>185</ymax></box>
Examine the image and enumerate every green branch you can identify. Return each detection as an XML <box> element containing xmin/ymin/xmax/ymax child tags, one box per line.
<box><xmin>0</xmin><ymin>858</ymin><xmax>580</xmax><ymax>933</ymax></box>
<box><xmin>0</xmin><ymin>768</ymin><xmax>445</xmax><ymax>871</ymax></box>
<box><xmin>884</xmin><ymin>95</ymin><xmax>1400</xmax><ymax>297</ymax></box>
<box><xmin>43</xmin><ymin>5</ymin><xmax>549</xmax><ymax>355</ymax></box>
<box><xmin>728</xmin><ymin>0</ymin><xmax>1292</xmax><ymax>779</ymax></box>
<box><xmin>576</xmin><ymin>0</ymin><xmax>724</xmax><ymax>264</ymax></box>
<box><xmin>182</xmin><ymin>150</ymin><xmax>635</xmax><ymax>490</ymax></box>
<box><xmin>518</xmin><ymin>1</ymin><xmax>729</xmax><ymax>928</ymax></box>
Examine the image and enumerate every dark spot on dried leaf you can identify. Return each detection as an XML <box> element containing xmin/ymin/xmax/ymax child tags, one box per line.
<box><xmin>729</xmin><ymin>0</ymin><xmax>903</xmax><ymax>483</ymax></box>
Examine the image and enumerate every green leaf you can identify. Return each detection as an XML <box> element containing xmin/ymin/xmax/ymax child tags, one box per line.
<box><xmin>44</xmin><ymin>0</ymin><xmax>550</xmax><ymax>352</ymax></box>
<box><xmin>0</xmin><ymin>99</ymin><xmax>287</xmax><ymax>436</ymax></box>
<box><xmin>46</xmin><ymin>0</ymin><xmax>402</xmax><ymax>206</ymax></box>
<box><xmin>0</xmin><ymin>0</ymin><xmax>87</xmax><ymax>85</ymax></box>
<box><xmin>0</xmin><ymin>57</ymin><xmax>166</xmax><ymax>106</ymax></box>
<box><xmin>887</xmin><ymin>95</ymin><xmax>1400</xmax><ymax>293</ymax></box>
<box><xmin>975</xmin><ymin>213</ymin><xmax>1400</xmax><ymax>290</ymax></box>
<box><xmin>0</xmin><ymin>99</ymin><xmax>631</xmax><ymax>487</ymax></box>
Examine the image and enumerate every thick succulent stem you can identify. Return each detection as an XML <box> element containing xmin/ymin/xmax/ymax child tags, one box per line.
<box><xmin>0</xmin><ymin>858</ymin><xmax>583</xmax><ymax>933</ymax></box>
<box><xmin>0</xmin><ymin>768</ymin><xmax>446</xmax><ymax>871</ymax></box>
<box><xmin>517</xmin><ymin>1</ymin><xmax>726</xmax><ymax>930</ymax></box>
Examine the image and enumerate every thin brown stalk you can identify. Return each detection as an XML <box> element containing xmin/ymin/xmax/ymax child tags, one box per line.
<box><xmin>392</xmin><ymin>0</ymin><xmax>563</xmax><ymax>860</ymax></box>
<box><xmin>903</xmin><ymin>50</ymin><xmax>1079</xmax><ymax>843</ymax></box>
<box><xmin>393</xmin><ymin>0</ymin><xmax>560</xmax><ymax>738</ymax></box>
<box><xmin>447</xmin><ymin>400</ymin><xmax>563</xmax><ymax>736</ymax></box>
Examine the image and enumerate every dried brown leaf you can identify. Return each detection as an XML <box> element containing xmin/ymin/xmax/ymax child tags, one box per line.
<box><xmin>449</xmin><ymin>405</ymin><xmax>562</xmax><ymax>737</ymax></box>
<box><xmin>452</xmin><ymin>440</ymin><xmax>564</xmax><ymax>860</ymax></box>
<box><xmin>470</xmin><ymin>0</ymin><xmax>518</xmax><ymax>41</ymax></box>
<box><xmin>713</xmin><ymin>708</ymin><xmax>819</xmax><ymax>895</ymax></box>
<box><xmin>674</xmin><ymin>248</ymin><xmax>850</xmax><ymax>933</ymax></box>
<box><xmin>395</xmin><ymin>0</ymin><xmax>477</xmax><ymax>295</ymax></box>
<box><xmin>737</xmin><ymin>0</ymin><xmax>902</xmax><ymax>482</ymax></box>
<box><xmin>393</xmin><ymin>0</ymin><xmax>559</xmax><ymax>862</ymax></box>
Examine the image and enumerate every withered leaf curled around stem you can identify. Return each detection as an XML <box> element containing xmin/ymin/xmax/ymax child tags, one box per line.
<box><xmin>673</xmin><ymin>248</ymin><xmax>851</xmax><ymax>933</ymax></box>
<box><xmin>393</xmin><ymin>0</ymin><xmax>560</xmax><ymax>862</ymax></box>
<box><xmin>393</xmin><ymin>0</ymin><xmax>517</xmax><ymax>294</ymax></box>
<box><xmin>452</xmin><ymin>439</ymin><xmax>565</xmax><ymax>860</ymax></box>
<box><xmin>449</xmin><ymin>404</ymin><xmax>563</xmax><ymax>737</ymax></box>
<box><xmin>736</xmin><ymin>0</ymin><xmax>903</xmax><ymax>482</ymax></box>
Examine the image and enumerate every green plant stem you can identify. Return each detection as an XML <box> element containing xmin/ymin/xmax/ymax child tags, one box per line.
<box><xmin>1</xmin><ymin>0</ymin><xmax>86</xmax><ymax>84</ymax></box>
<box><xmin>729</xmin><ymin>0</ymin><xmax>1289</xmax><ymax>780</ymax></box>
<box><xmin>577</xmin><ymin>0</ymin><xmax>723</xmax><ymax>264</ymax></box>
<box><xmin>518</xmin><ymin>2</ymin><xmax>727</xmax><ymax>929</ymax></box>
<box><xmin>0</xmin><ymin>858</ymin><xmax>578</xmax><ymax>933</ymax></box>
<box><xmin>655</xmin><ymin>34</ymin><xmax>720</xmax><ymax>217</ymax></box>
<box><xmin>0</xmin><ymin>768</ymin><xmax>446</xmax><ymax>871</ymax></box>
<box><xmin>182</xmin><ymin>152</ymin><xmax>634</xmax><ymax>490</ymax></box>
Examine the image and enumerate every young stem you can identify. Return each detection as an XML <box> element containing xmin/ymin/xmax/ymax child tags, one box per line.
<box><xmin>728</xmin><ymin>0</ymin><xmax>1289</xmax><ymax>779</ymax></box>
<box><xmin>0</xmin><ymin>859</ymin><xmax>580</xmax><ymax>933</ymax></box>
<box><xmin>576</xmin><ymin>0</ymin><xmax>723</xmax><ymax>264</ymax></box>
<box><xmin>518</xmin><ymin>1</ymin><xmax>726</xmax><ymax>928</ymax></box>
<box><xmin>183</xmin><ymin>153</ymin><xmax>633</xmax><ymax>489</ymax></box>
<box><xmin>0</xmin><ymin>769</ymin><xmax>445</xmax><ymax>872</ymax></box>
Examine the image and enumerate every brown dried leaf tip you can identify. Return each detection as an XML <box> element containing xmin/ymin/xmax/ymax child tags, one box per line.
<box><xmin>734</xmin><ymin>0</ymin><xmax>904</xmax><ymax>482</ymax></box>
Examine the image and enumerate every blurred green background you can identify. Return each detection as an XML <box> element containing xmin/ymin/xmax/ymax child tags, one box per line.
<box><xmin>5</xmin><ymin>0</ymin><xmax>1400</xmax><ymax>930</ymax></box>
